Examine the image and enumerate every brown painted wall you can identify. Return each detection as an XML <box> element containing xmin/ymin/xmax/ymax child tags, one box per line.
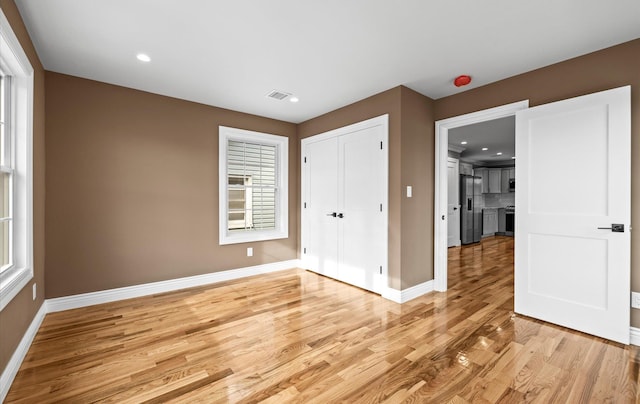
<box><xmin>0</xmin><ymin>0</ymin><xmax>46</xmax><ymax>375</ymax></box>
<box><xmin>45</xmin><ymin>72</ymin><xmax>297</xmax><ymax>298</ymax></box>
<box><xmin>400</xmin><ymin>87</ymin><xmax>435</xmax><ymax>288</ymax></box>
<box><xmin>297</xmin><ymin>86</ymin><xmax>435</xmax><ymax>290</ymax></box>
<box><xmin>434</xmin><ymin>39</ymin><xmax>640</xmax><ymax>326</ymax></box>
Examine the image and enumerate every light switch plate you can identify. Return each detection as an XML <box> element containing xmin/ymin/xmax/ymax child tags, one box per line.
<box><xmin>247</xmin><ymin>247</ymin><xmax>253</xmax><ymax>257</ymax></box>
<box><xmin>406</xmin><ymin>186</ymin><xmax>412</xmax><ymax>198</ymax></box>
<box><xmin>632</xmin><ymin>292</ymin><xmax>640</xmax><ymax>309</ymax></box>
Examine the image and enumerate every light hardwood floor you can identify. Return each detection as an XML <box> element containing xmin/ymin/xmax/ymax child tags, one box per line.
<box><xmin>6</xmin><ymin>236</ymin><xmax>640</xmax><ymax>402</ymax></box>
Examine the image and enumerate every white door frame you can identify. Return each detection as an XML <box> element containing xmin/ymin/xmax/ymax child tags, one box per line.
<box><xmin>433</xmin><ymin>101</ymin><xmax>529</xmax><ymax>291</ymax></box>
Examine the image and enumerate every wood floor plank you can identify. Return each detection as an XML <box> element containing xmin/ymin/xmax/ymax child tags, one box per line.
<box><xmin>5</xmin><ymin>236</ymin><xmax>640</xmax><ymax>403</ymax></box>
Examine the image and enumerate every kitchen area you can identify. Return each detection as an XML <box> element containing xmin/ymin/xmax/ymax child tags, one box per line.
<box><xmin>474</xmin><ymin>166</ymin><xmax>515</xmax><ymax>238</ymax></box>
<box><xmin>447</xmin><ymin>116</ymin><xmax>516</xmax><ymax>247</ymax></box>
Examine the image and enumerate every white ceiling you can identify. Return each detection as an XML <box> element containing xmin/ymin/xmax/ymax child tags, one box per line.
<box><xmin>449</xmin><ymin>116</ymin><xmax>515</xmax><ymax>166</ymax></box>
<box><xmin>15</xmin><ymin>0</ymin><xmax>640</xmax><ymax>123</ymax></box>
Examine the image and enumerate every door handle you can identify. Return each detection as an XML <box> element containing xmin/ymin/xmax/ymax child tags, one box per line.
<box><xmin>337</xmin><ymin>213</ymin><xmax>344</xmax><ymax>218</ymax></box>
<box><xmin>326</xmin><ymin>212</ymin><xmax>337</xmax><ymax>217</ymax></box>
<box><xmin>597</xmin><ymin>223</ymin><xmax>624</xmax><ymax>232</ymax></box>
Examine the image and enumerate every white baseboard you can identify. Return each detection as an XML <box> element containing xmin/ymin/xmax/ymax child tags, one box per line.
<box><xmin>382</xmin><ymin>279</ymin><xmax>434</xmax><ymax>303</ymax></box>
<box><xmin>0</xmin><ymin>301</ymin><xmax>47</xmax><ymax>402</ymax></box>
<box><xmin>47</xmin><ymin>259</ymin><xmax>300</xmax><ymax>313</ymax></box>
<box><xmin>630</xmin><ymin>327</ymin><xmax>640</xmax><ymax>346</ymax></box>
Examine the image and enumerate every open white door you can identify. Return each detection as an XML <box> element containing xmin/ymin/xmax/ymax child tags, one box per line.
<box><xmin>447</xmin><ymin>157</ymin><xmax>460</xmax><ymax>247</ymax></box>
<box><xmin>515</xmin><ymin>86</ymin><xmax>631</xmax><ymax>344</ymax></box>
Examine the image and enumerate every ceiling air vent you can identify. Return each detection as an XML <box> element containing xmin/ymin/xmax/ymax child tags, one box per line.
<box><xmin>266</xmin><ymin>90</ymin><xmax>291</xmax><ymax>101</ymax></box>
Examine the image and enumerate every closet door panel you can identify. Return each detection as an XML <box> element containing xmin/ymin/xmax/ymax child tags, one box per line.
<box><xmin>338</xmin><ymin>126</ymin><xmax>384</xmax><ymax>292</ymax></box>
<box><xmin>304</xmin><ymin>137</ymin><xmax>339</xmax><ymax>278</ymax></box>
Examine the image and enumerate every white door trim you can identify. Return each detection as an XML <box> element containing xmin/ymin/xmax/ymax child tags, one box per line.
<box><xmin>434</xmin><ymin>101</ymin><xmax>529</xmax><ymax>291</ymax></box>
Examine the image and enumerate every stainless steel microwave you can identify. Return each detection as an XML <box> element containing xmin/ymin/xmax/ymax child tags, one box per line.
<box><xmin>508</xmin><ymin>178</ymin><xmax>515</xmax><ymax>192</ymax></box>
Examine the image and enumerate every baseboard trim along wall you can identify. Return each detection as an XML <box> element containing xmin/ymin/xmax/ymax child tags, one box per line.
<box><xmin>47</xmin><ymin>259</ymin><xmax>301</xmax><ymax>313</ymax></box>
<box><xmin>382</xmin><ymin>280</ymin><xmax>434</xmax><ymax>303</ymax></box>
<box><xmin>630</xmin><ymin>327</ymin><xmax>640</xmax><ymax>346</ymax></box>
<box><xmin>0</xmin><ymin>302</ymin><xmax>47</xmax><ymax>402</ymax></box>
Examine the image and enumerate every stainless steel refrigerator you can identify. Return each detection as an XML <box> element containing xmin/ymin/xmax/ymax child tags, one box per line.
<box><xmin>460</xmin><ymin>175</ymin><xmax>482</xmax><ymax>244</ymax></box>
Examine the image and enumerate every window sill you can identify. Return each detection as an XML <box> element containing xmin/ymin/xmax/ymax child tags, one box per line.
<box><xmin>219</xmin><ymin>230</ymin><xmax>288</xmax><ymax>246</ymax></box>
<box><xmin>0</xmin><ymin>266</ymin><xmax>33</xmax><ymax>311</ymax></box>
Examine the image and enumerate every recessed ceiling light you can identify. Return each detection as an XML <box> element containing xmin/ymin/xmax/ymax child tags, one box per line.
<box><xmin>136</xmin><ymin>53</ymin><xmax>151</xmax><ymax>62</ymax></box>
<box><xmin>496</xmin><ymin>152</ymin><xmax>503</xmax><ymax>156</ymax></box>
<box><xmin>460</xmin><ymin>141</ymin><xmax>467</xmax><ymax>145</ymax></box>
<box><xmin>482</xmin><ymin>147</ymin><xmax>488</xmax><ymax>151</ymax></box>
<box><xmin>289</xmin><ymin>96</ymin><xmax>299</xmax><ymax>103</ymax></box>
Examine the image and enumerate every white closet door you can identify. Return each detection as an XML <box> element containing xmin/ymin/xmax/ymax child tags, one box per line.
<box><xmin>301</xmin><ymin>115</ymin><xmax>388</xmax><ymax>296</ymax></box>
<box><xmin>338</xmin><ymin>126</ymin><xmax>385</xmax><ymax>293</ymax></box>
<box><xmin>304</xmin><ymin>137</ymin><xmax>339</xmax><ymax>279</ymax></box>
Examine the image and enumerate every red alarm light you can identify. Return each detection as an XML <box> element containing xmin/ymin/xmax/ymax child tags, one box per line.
<box><xmin>454</xmin><ymin>75</ymin><xmax>472</xmax><ymax>87</ymax></box>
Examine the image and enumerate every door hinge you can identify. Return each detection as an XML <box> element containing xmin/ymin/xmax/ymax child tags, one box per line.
<box><xmin>380</xmin><ymin>203</ymin><xmax>382</xmax><ymax>212</ymax></box>
<box><xmin>380</xmin><ymin>141</ymin><xmax>383</xmax><ymax>150</ymax></box>
<box><xmin>379</xmin><ymin>266</ymin><xmax>382</xmax><ymax>274</ymax></box>
<box><xmin>304</xmin><ymin>202</ymin><xmax>307</xmax><ymax>208</ymax></box>
<box><xmin>304</xmin><ymin>248</ymin><xmax>307</xmax><ymax>254</ymax></box>
<box><xmin>304</xmin><ymin>156</ymin><xmax>307</xmax><ymax>163</ymax></box>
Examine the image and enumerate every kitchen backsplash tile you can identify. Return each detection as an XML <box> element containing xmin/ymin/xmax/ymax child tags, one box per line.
<box><xmin>484</xmin><ymin>193</ymin><xmax>515</xmax><ymax>207</ymax></box>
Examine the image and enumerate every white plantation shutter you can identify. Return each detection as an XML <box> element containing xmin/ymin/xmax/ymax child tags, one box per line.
<box><xmin>219</xmin><ymin>126</ymin><xmax>287</xmax><ymax>245</ymax></box>
<box><xmin>227</xmin><ymin>140</ymin><xmax>277</xmax><ymax>231</ymax></box>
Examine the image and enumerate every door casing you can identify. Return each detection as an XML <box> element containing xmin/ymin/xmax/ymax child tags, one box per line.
<box><xmin>434</xmin><ymin>101</ymin><xmax>529</xmax><ymax>292</ymax></box>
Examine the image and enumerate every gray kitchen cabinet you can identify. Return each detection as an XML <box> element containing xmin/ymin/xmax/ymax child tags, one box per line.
<box><xmin>501</xmin><ymin>168</ymin><xmax>510</xmax><ymax>193</ymax></box>
<box><xmin>498</xmin><ymin>208</ymin><xmax>506</xmax><ymax>233</ymax></box>
<box><xmin>488</xmin><ymin>169</ymin><xmax>501</xmax><ymax>193</ymax></box>
<box><xmin>475</xmin><ymin>168</ymin><xmax>489</xmax><ymax>193</ymax></box>
<box><xmin>460</xmin><ymin>161</ymin><xmax>473</xmax><ymax>175</ymax></box>
<box><xmin>483</xmin><ymin>208</ymin><xmax>498</xmax><ymax>236</ymax></box>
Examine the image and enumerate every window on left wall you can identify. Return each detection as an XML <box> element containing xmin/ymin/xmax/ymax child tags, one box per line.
<box><xmin>0</xmin><ymin>10</ymin><xmax>34</xmax><ymax>311</ymax></box>
<box><xmin>219</xmin><ymin>126</ymin><xmax>288</xmax><ymax>245</ymax></box>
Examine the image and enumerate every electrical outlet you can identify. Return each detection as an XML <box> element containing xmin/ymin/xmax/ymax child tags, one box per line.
<box><xmin>32</xmin><ymin>283</ymin><xmax>36</xmax><ymax>301</ymax></box>
<box><xmin>632</xmin><ymin>292</ymin><xmax>640</xmax><ymax>309</ymax></box>
<box><xmin>247</xmin><ymin>247</ymin><xmax>253</xmax><ymax>257</ymax></box>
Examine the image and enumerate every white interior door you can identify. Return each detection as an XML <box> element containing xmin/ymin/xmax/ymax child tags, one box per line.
<box><xmin>304</xmin><ymin>137</ymin><xmax>339</xmax><ymax>279</ymax></box>
<box><xmin>338</xmin><ymin>126</ymin><xmax>385</xmax><ymax>292</ymax></box>
<box><xmin>515</xmin><ymin>86</ymin><xmax>631</xmax><ymax>344</ymax></box>
<box><xmin>447</xmin><ymin>157</ymin><xmax>460</xmax><ymax>247</ymax></box>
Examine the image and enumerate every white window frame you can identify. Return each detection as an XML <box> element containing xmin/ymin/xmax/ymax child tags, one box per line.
<box><xmin>219</xmin><ymin>126</ymin><xmax>288</xmax><ymax>245</ymax></box>
<box><xmin>0</xmin><ymin>9</ymin><xmax>34</xmax><ymax>311</ymax></box>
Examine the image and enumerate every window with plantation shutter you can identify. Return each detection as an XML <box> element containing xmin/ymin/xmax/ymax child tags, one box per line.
<box><xmin>219</xmin><ymin>127</ymin><xmax>288</xmax><ymax>245</ymax></box>
<box><xmin>0</xmin><ymin>8</ymin><xmax>35</xmax><ymax>311</ymax></box>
